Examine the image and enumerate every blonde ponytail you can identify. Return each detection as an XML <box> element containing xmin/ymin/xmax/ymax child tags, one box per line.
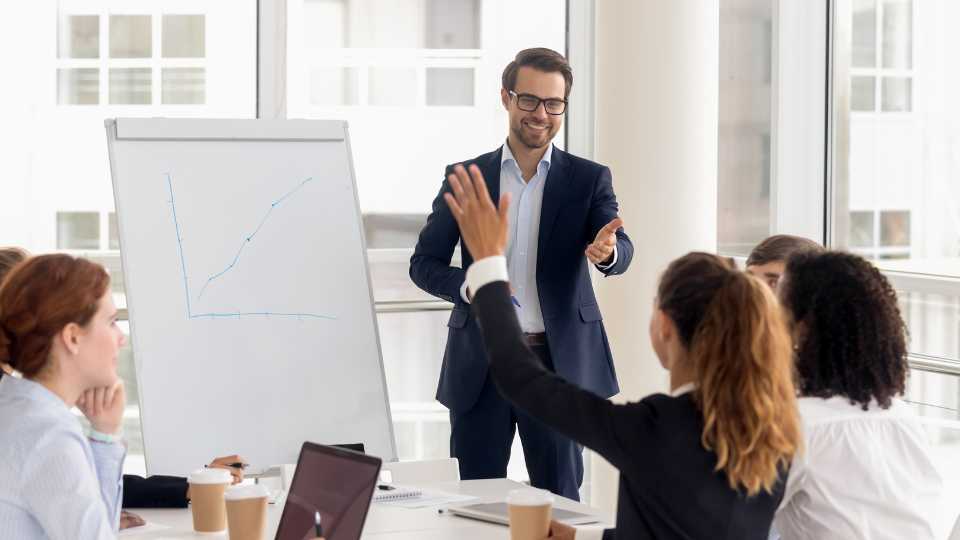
<box><xmin>658</xmin><ymin>253</ymin><xmax>801</xmax><ymax>496</ymax></box>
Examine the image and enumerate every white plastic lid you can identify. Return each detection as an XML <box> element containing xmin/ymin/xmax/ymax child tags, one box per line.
<box><xmin>225</xmin><ymin>484</ymin><xmax>269</xmax><ymax>501</ymax></box>
<box><xmin>506</xmin><ymin>488</ymin><xmax>554</xmax><ymax>506</ymax></box>
<box><xmin>188</xmin><ymin>468</ymin><xmax>233</xmax><ymax>485</ymax></box>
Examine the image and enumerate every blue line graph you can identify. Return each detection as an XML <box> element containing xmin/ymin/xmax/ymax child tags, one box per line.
<box><xmin>197</xmin><ymin>177</ymin><xmax>313</xmax><ymax>299</ymax></box>
<box><xmin>165</xmin><ymin>173</ymin><xmax>336</xmax><ymax>321</ymax></box>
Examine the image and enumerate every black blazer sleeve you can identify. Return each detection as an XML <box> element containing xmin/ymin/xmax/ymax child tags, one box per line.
<box><xmin>121</xmin><ymin>475</ymin><xmax>189</xmax><ymax>508</ymax></box>
<box><xmin>409</xmin><ymin>172</ymin><xmax>467</xmax><ymax>304</ymax></box>
<box><xmin>588</xmin><ymin>167</ymin><xmax>632</xmax><ymax>277</ymax></box>
<box><xmin>472</xmin><ymin>280</ymin><xmax>657</xmax><ymax>474</ymax></box>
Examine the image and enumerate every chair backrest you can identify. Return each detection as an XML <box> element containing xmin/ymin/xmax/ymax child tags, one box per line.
<box><xmin>379</xmin><ymin>458</ymin><xmax>460</xmax><ymax>485</ymax></box>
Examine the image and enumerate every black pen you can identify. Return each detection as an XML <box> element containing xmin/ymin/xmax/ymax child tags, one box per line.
<box><xmin>315</xmin><ymin>511</ymin><xmax>323</xmax><ymax>537</ymax></box>
<box><xmin>227</xmin><ymin>462</ymin><xmax>248</xmax><ymax>469</ymax></box>
<box><xmin>377</xmin><ymin>484</ymin><xmax>396</xmax><ymax>491</ymax></box>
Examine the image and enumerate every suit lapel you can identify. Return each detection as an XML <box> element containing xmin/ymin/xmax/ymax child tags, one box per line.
<box><xmin>480</xmin><ymin>148</ymin><xmax>501</xmax><ymax>206</ymax></box>
<box><xmin>460</xmin><ymin>149</ymin><xmax>501</xmax><ymax>266</ymax></box>
<box><xmin>537</xmin><ymin>146</ymin><xmax>570</xmax><ymax>267</ymax></box>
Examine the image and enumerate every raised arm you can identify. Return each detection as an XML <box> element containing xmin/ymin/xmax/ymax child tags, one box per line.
<box><xmin>442</xmin><ymin>163</ymin><xmax>654</xmax><ymax>472</ymax></box>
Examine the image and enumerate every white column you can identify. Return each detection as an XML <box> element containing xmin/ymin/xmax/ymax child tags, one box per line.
<box><xmin>590</xmin><ymin>1</ymin><xmax>719</xmax><ymax>513</ymax></box>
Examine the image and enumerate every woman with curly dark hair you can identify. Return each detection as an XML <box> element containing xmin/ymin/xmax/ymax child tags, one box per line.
<box><xmin>773</xmin><ymin>250</ymin><xmax>943</xmax><ymax>540</ymax></box>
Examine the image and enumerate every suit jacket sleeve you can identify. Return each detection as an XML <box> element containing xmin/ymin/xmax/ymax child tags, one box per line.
<box><xmin>121</xmin><ymin>475</ymin><xmax>189</xmax><ymax>509</ymax></box>
<box><xmin>472</xmin><ymin>280</ymin><xmax>657</xmax><ymax>474</ymax></box>
<box><xmin>588</xmin><ymin>167</ymin><xmax>633</xmax><ymax>277</ymax></box>
<box><xmin>409</xmin><ymin>171</ymin><xmax>467</xmax><ymax>304</ymax></box>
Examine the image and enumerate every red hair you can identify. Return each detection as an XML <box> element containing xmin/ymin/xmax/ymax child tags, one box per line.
<box><xmin>0</xmin><ymin>254</ymin><xmax>109</xmax><ymax>378</ymax></box>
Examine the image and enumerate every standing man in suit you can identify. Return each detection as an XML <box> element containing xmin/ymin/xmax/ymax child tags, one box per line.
<box><xmin>409</xmin><ymin>48</ymin><xmax>633</xmax><ymax>500</ymax></box>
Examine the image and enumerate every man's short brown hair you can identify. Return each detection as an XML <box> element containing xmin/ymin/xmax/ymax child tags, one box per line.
<box><xmin>747</xmin><ymin>235</ymin><xmax>823</xmax><ymax>267</ymax></box>
<box><xmin>501</xmin><ymin>48</ymin><xmax>573</xmax><ymax>98</ymax></box>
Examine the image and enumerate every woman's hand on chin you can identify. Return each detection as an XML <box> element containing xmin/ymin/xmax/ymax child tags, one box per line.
<box><xmin>77</xmin><ymin>380</ymin><xmax>126</xmax><ymax>435</ymax></box>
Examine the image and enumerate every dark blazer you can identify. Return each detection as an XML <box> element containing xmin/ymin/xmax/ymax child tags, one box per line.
<box><xmin>472</xmin><ymin>281</ymin><xmax>786</xmax><ymax>540</ymax></box>
<box><xmin>122</xmin><ymin>475</ymin><xmax>188</xmax><ymax>508</ymax></box>
<box><xmin>409</xmin><ymin>146</ymin><xmax>633</xmax><ymax>412</ymax></box>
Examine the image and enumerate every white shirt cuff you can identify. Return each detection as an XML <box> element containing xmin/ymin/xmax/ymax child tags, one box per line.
<box><xmin>576</xmin><ymin>526</ymin><xmax>606</xmax><ymax>540</ymax></box>
<box><xmin>595</xmin><ymin>245</ymin><xmax>618</xmax><ymax>270</ymax></box>
<box><xmin>465</xmin><ymin>256</ymin><xmax>509</xmax><ymax>298</ymax></box>
<box><xmin>460</xmin><ymin>280</ymin><xmax>471</xmax><ymax>304</ymax></box>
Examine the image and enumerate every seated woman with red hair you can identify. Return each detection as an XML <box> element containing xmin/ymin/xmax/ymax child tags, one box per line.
<box><xmin>0</xmin><ymin>254</ymin><xmax>127</xmax><ymax>538</ymax></box>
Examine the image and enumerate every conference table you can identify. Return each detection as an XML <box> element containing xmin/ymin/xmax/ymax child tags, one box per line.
<box><xmin>121</xmin><ymin>479</ymin><xmax>612</xmax><ymax>539</ymax></box>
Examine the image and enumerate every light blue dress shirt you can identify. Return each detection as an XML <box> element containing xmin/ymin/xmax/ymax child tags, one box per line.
<box><xmin>0</xmin><ymin>374</ymin><xmax>125</xmax><ymax>540</ymax></box>
<box><xmin>500</xmin><ymin>141</ymin><xmax>552</xmax><ymax>333</ymax></box>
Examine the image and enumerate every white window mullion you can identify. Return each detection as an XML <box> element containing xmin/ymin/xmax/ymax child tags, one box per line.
<box><xmin>153</xmin><ymin>8</ymin><xmax>161</xmax><ymax>108</ymax></box>
<box><xmin>257</xmin><ymin>0</ymin><xmax>287</xmax><ymax>119</ymax></box>
<box><xmin>100</xmin><ymin>7</ymin><xmax>108</xmax><ymax>106</ymax></box>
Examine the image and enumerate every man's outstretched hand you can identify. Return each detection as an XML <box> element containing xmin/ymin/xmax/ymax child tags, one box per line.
<box><xmin>585</xmin><ymin>217</ymin><xmax>623</xmax><ymax>265</ymax></box>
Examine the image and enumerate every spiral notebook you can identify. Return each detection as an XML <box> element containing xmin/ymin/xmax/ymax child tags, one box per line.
<box><xmin>372</xmin><ymin>485</ymin><xmax>423</xmax><ymax>502</ymax></box>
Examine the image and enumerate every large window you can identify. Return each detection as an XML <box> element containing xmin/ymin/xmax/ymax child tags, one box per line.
<box><xmin>287</xmin><ymin>0</ymin><xmax>566</xmax><ymax>215</ymax></box>
<box><xmin>834</xmin><ymin>0</ymin><xmax>960</xmax><ymax>367</ymax></box>
<box><xmin>718</xmin><ymin>0</ymin><xmax>774</xmax><ymax>255</ymax></box>
<box><xmin>722</xmin><ymin>0</ymin><xmax>960</xmax><ymax>532</ymax></box>
<box><xmin>719</xmin><ymin>0</ymin><xmax>827</xmax><ymax>255</ymax></box>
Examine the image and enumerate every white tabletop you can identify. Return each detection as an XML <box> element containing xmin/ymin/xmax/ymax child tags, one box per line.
<box><xmin>121</xmin><ymin>479</ymin><xmax>611</xmax><ymax>539</ymax></box>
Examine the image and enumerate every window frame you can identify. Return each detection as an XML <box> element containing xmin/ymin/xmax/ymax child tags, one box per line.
<box><xmin>830</xmin><ymin>0</ymin><xmax>960</xmax><ymax>374</ymax></box>
<box><xmin>720</xmin><ymin>0</ymin><xmax>960</xmax><ymax>376</ymax></box>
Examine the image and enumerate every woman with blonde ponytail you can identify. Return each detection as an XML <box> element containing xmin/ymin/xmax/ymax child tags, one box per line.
<box><xmin>440</xmin><ymin>166</ymin><xmax>802</xmax><ymax>540</ymax></box>
<box><xmin>659</xmin><ymin>253</ymin><xmax>801</xmax><ymax>498</ymax></box>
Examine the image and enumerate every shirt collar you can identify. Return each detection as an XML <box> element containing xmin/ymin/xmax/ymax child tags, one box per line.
<box><xmin>670</xmin><ymin>382</ymin><xmax>696</xmax><ymax>397</ymax></box>
<box><xmin>501</xmin><ymin>140</ymin><xmax>553</xmax><ymax>173</ymax></box>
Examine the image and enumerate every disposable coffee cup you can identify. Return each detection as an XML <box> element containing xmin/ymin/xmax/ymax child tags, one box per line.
<box><xmin>507</xmin><ymin>488</ymin><xmax>554</xmax><ymax>540</ymax></box>
<box><xmin>226</xmin><ymin>484</ymin><xmax>270</xmax><ymax>540</ymax></box>
<box><xmin>188</xmin><ymin>468</ymin><xmax>233</xmax><ymax>532</ymax></box>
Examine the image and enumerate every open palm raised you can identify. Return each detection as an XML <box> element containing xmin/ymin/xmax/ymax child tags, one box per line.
<box><xmin>443</xmin><ymin>164</ymin><xmax>512</xmax><ymax>260</ymax></box>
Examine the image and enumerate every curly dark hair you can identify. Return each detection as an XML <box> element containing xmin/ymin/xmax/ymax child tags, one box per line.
<box><xmin>780</xmin><ymin>251</ymin><xmax>908</xmax><ymax>410</ymax></box>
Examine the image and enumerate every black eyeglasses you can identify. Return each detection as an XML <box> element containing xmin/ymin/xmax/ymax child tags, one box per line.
<box><xmin>508</xmin><ymin>91</ymin><xmax>567</xmax><ymax>115</ymax></box>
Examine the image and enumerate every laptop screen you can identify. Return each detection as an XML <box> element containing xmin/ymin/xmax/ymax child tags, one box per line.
<box><xmin>275</xmin><ymin>442</ymin><xmax>382</xmax><ymax>540</ymax></box>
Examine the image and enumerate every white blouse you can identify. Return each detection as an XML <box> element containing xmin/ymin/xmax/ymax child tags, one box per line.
<box><xmin>774</xmin><ymin>396</ymin><xmax>943</xmax><ymax>540</ymax></box>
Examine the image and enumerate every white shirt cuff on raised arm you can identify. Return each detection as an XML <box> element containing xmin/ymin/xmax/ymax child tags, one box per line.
<box><xmin>465</xmin><ymin>255</ymin><xmax>509</xmax><ymax>298</ymax></box>
<box><xmin>576</xmin><ymin>526</ymin><xmax>605</xmax><ymax>540</ymax></box>
<box><xmin>595</xmin><ymin>245</ymin><xmax>618</xmax><ymax>270</ymax></box>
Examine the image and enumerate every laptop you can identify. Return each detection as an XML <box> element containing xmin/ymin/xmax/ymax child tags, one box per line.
<box><xmin>275</xmin><ymin>442</ymin><xmax>382</xmax><ymax>540</ymax></box>
<box><xmin>447</xmin><ymin>502</ymin><xmax>600</xmax><ymax>527</ymax></box>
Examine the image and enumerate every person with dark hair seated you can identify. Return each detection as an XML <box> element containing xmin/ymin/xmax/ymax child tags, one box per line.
<box><xmin>773</xmin><ymin>250</ymin><xmax>943</xmax><ymax>540</ymax></box>
<box><xmin>441</xmin><ymin>164</ymin><xmax>802</xmax><ymax>539</ymax></box>
<box><xmin>745</xmin><ymin>235</ymin><xmax>822</xmax><ymax>291</ymax></box>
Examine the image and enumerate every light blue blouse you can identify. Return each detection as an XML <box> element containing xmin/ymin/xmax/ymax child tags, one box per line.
<box><xmin>0</xmin><ymin>374</ymin><xmax>125</xmax><ymax>539</ymax></box>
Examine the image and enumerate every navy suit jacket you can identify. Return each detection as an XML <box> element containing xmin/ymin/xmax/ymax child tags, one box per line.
<box><xmin>409</xmin><ymin>146</ymin><xmax>633</xmax><ymax>412</ymax></box>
